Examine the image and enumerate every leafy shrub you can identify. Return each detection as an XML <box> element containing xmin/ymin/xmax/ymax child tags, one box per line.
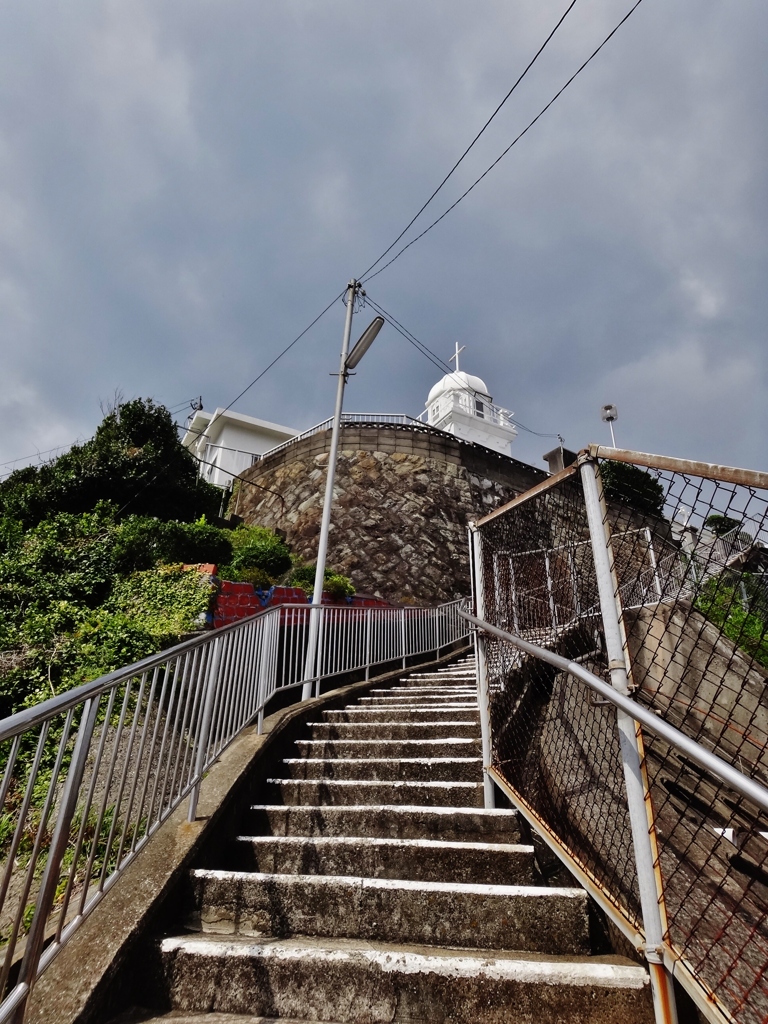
<box><xmin>109</xmin><ymin>564</ymin><xmax>215</xmax><ymax>638</ymax></box>
<box><xmin>695</xmin><ymin>574</ymin><xmax>768</xmax><ymax>668</ymax></box>
<box><xmin>704</xmin><ymin>514</ymin><xmax>748</xmax><ymax>539</ymax></box>
<box><xmin>287</xmin><ymin>565</ymin><xmax>354</xmax><ymax>599</ymax></box>
<box><xmin>0</xmin><ymin>398</ymin><xmax>221</xmax><ymax>528</ymax></box>
<box><xmin>219</xmin><ymin>526</ymin><xmax>291</xmax><ymax>581</ymax></box>
<box><xmin>234</xmin><ymin>567</ymin><xmax>274</xmax><ymax>589</ymax></box>
<box><xmin>112</xmin><ymin>516</ymin><xmax>233</xmax><ymax>573</ymax></box>
<box><xmin>600</xmin><ymin>461</ymin><xmax>665</xmax><ymax>519</ymax></box>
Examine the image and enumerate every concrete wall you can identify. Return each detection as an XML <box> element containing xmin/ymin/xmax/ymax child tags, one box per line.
<box><xmin>234</xmin><ymin>422</ymin><xmax>546</xmax><ymax>604</ymax></box>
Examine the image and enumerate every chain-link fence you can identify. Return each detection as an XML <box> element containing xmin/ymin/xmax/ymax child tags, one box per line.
<box><xmin>471</xmin><ymin>446</ymin><xmax>768</xmax><ymax>1024</ymax></box>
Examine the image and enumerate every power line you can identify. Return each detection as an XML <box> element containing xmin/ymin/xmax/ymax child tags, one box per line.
<box><xmin>361</xmin><ymin>0</ymin><xmax>647</xmax><ymax>285</ymax></box>
<box><xmin>357</xmin><ymin>0</ymin><xmax>580</xmax><ymax>282</ymax></box>
<box><xmin>365</xmin><ymin>294</ymin><xmax>563</xmax><ymax>441</ymax></box>
<box><xmin>186</xmin><ymin>290</ymin><xmax>345</xmax><ymax>451</ymax></box>
<box><xmin>0</xmin><ymin>441</ymin><xmax>79</xmax><ymax>471</ymax></box>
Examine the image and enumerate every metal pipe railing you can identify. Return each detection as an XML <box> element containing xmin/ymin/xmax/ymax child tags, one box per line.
<box><xmin>0</xmin><ymin>599</ymin><xmax>469</xmax><ymax>1022</ymax></box>
<box><xmin>459</xmin><ymin>608</ymin><xmax>768</xmax><ymax>815</ymax></box>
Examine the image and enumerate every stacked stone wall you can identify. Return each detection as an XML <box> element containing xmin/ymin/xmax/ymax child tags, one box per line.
<box><xmin>234</xmin><ymin>424</ymin><xmax>545</xmax><ymax>604</ymax></box>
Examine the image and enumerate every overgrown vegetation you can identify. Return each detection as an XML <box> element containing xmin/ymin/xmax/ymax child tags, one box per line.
<box><xmin>600</xmin><ymin>461</ymin><xmax>666</xmax><ymax>519</ymax></box>
<box><xmin>0</xmin><ymin>398</ymin><xmax>221</xmax><ymax>528</ymax></box>
<box><xmin>0</xmin><ymin>398</ymin><xmax>355</xmax><ymax>718</ymax></box>
<box><xmin>287</xmin><ymin>565</ymin><xmax>356</xmax><ymax>600</ymax></box>
<box><xmin>695</xmin><ymin>573</ymin><xmax>768</xmax><ymax>669</ymax></box>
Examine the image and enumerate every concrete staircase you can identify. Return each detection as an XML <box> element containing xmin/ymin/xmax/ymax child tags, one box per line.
<box><xmin>148</xmin><ymin>655</ymin><xmax>653</xmax><ymax>1023</ymax></box>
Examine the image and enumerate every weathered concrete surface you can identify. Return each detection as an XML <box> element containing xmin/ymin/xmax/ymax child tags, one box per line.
<box><xmin>242</xmin><ymin>804</ymin><xmax>520</xmax><ymax>844</ymax></box>
<box><xmin>23</xmin><ymin>648</ymin><xmax>469</xmax><ymax>1024</ymax></box>
<box><xmin>230</xmin><ymin>835</ymin><xmax>535</xmax><ymax>885</ymax></box>
<box><xmin>626</xmin><ymin>601</ymin><xmax>768</xmax><ymax>769</ymax></box>
<box><xmin>265</xmin><ymin>777</ymin><xmax>485</xmax><ymax>807</ymax></box>
<box><xmin>280</xmin><ymin>755</ymin><xmax>482</xmax><ymax>782</ymax></box>
<box><xmin>136</xmin><ymin>652</ymin><xmax>652</xmax><ymax>1024</ymax></box>
<box><xmin>234</xmin><ymin>422</ymin><xmax>546</xmax><ymax>604</ymax></box>
<box><xmin>159</xmin><ymin>933</ymin><xmax>651</xmax><ymax>1024</ymax></box>
<box><xmin>187</xmin><ymin>869</ymin><xmax>590</xmax><ymax>954</ymax></box>
<box><xmin>307</xmin><ymin>720</ymin><xmax>479</xmax><ymax>739</ymax></box>
<box><xmin>295</xmin><ymin>736</ymin><xmax>481</xmax><ymax>760</ymax></box>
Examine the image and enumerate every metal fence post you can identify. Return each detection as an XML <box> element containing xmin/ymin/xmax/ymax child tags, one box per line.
<box><xmin>187</xmin><ymin>636</ymin><xmax>223</xmax><ymax>823</ymax></box>
<box><xmin>400</xmin><ymin>607</ymin><xmax>407</xmax><ymax>669</ymax></box>
<box><xmin>469</xmin><ymin>523</ymin><xmax>496</xmax><ymax>810</ymax></box>
<box><xmin>13</xmin><ymin>696</ymin><xmax>100</xmax><ymax>1022</ymax></box>
<box><xmin>364</xmin><ymin>608</ymin><xmax>372</xmax><ymax>679</ymax></box>
<box><xmin>580</xmin><ymin>457</ymin><xmax>678</xmax><ymax>1024</ymax></box>
<box><xmin>645</xmin><ymin>526</ymin><xmax>663</xmax><ymax>601</ymax></box>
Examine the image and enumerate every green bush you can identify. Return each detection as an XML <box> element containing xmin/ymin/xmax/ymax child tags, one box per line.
<box><xmin>112</xmin><ymin>516</ymin><xmax>233</xmax><ymax>573</ymax></box>
<box><xmin>218</xmin><ymin>525</ymin><xmax>291</xmax><ymax>582</ymax></box>
<box><xmin>600</xmin><ymin>461</ymin><xmax>665</xmax><ymax>519</ymax></box>
<box><xmin>234</xmin><ymin>567</ymin><xmax>274</xmax><ymax>589</ymax></box>
<box><xmin>0</xmin><ymin>398</ymin><xmax>221</xmax><ymax>528</ymax></box>
<box><xmin>695</xmin><ymin>574</ymin><xmax>768</xmax><ymax>668</ymax></box>
<box><xmin>287</xmin><ymin>565</ymin><xmax>354</xmax><ymax>600</ymax></box>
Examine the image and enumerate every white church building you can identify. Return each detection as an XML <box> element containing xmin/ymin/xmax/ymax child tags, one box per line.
<box><xmin>421</xmin><ymin>345</ymin><xmax>518</xmax><ymax>456</ymax></box>
<box><xmin>186</xmin><ymin>347</ymin><xmax>518</xmax><ymax>490</ymax></box>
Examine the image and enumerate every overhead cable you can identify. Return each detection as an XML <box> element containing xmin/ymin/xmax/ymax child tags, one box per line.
<box><xmin>185</xmin><ymin>289</ymin><xmax>345</xmax><ymax>449</ymax></box>
<box><xmin>361</xmin><ymin>0</ymin><xmax>646</xmax><ymax>284</ymax></box>
<box><xmin>357</xmin><ymin>0</ymin><xmax>579</xmax><ymax>282</ymax></box>
<box><xmin>364</xmin><ymin>295</ymin><xmax>562</xmax><ymax>441</ymax></box>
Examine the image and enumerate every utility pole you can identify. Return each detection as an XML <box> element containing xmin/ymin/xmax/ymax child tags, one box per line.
<box><xmin>301</xmin><ymin>280</ymin><xmax>359</xmax><ymax>701</ymax></box>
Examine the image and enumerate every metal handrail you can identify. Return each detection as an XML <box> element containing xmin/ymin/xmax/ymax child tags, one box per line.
<box><xmin>0</xmin><ymin>599</ymin><xmax>469</xmax><ymax>1022</ymax></box>
<box><xmin>459</xmin><ymin>608</ymin><xmax>768</xmax><ymax>815</ymax></box>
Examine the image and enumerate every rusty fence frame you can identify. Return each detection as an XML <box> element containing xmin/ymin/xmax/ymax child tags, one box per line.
<box><xmin>467</xmin><ymin>445</ymin><xmax>768</xmax><ymax>1024</ymax></box>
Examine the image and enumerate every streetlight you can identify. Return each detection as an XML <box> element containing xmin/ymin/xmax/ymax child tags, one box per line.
<box><xmin>601</xmin><ymin>404</ymin><xmax>618</xmax><ymax>447</ymax></box>
<box><xmin>301</xmin><ymin>280</ymin><xmax>385</xmax><ymax>699</ymax></box>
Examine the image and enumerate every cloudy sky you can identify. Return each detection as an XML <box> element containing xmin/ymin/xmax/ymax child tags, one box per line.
<box><xmin>1</xmin><ymin>0</ymin><xmax>766</xmax><ymax>477</ymax></box>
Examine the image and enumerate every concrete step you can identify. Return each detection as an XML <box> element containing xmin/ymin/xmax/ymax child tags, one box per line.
<box><xmin>294</xmin><ymin>737</ymin><xmax>481</xmax><ymax>759</ymax></box>
<box><xmin>280</xmin><ymin>757</ymin><xmax>482</xmax><ymax>783</ymax></box>
<box><xmin>244</xmin><ymin>805</ymin><xmax>521</xmax><ymax>844</ymax></box>
<box><xmin>392</xmin><ymin>679</ymin><xmax>476</xmax><ymax>690</ymax></box>
<box><xmin>362</xmin><ymin>690</ymin><xmax>476</xmax><ymax>701</ymax></box>
<box><xmin>394</xmin><ymin>672</ymin><xmax>475</xmax><ymax>679</ymax></box>
<box><xmin>187</xmin><ymin>869</ymin><xmax>590</xmax><ymax>955</ymax></box>
<box><xmin>266</xmin><ymin>777</ymin><xmax>484</xmax><ymax>807</ymax></box>
<box><xmin>321</xmin><ymin>707</ymin><xmax>480</xmax><ymax>723</ymax></box>
<box><xmin>230</xmin><ymin>835</ymin><xmax>534</xmax><ymax>885</ymax></box>
<box><xmin>307</xmin><ymin>721</ymin><xmax>479</xmax><ymax>740</ymax></box>
<box><xmin>159</xmin><ymin>933</ymin><xmax>653</xmax><ymax>1023</ymax></box>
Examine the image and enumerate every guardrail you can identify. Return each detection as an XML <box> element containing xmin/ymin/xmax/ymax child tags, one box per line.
<box><xmin>468</xmin><ymin>446</ymin><xmax>768</xmax><ymax>1024</ymax></box>
<box><xmin>252</xmin><ymin>413</ymin><xmax>425</xmax><ymax>464</ymax></box>
<box><xmin>0</xmin><ymin>599</ymin><xmax>468</xmax><ymax>1022</ymax></box>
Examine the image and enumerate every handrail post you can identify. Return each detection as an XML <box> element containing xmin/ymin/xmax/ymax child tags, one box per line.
<box><xmin>469</xmin><ymin>523</ymin><xmax>496</xmax><ymax>809</ymax></box>
<box><xmin>187</xmin><ymin>636</ymin><xmax>223</xmax><ymax>823</ymax></box>
<box><xmin>13</xmin><ymin>696</ymin><xmax>100</xmax><ymax>1023</ymax></box>
<box><xmin>364</xmin><ymin>608</ymin><xmax>372</xmax><ymax>679</ymax></box>
<box><xmin>400</xmin><ymin>608</ymin><xmax>407</xmax><ymax>669</ymax></box>
<box><xmin>580</xmin><ymin>457</ymin><xmax>678</xmax><ymax>1024</ymax></box>
<box><xmin>645</xmin><ymin>527</ymin><xmax>663</xmax><ymax>602</ymax></box>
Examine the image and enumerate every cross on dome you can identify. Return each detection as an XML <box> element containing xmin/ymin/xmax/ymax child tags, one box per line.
<box><xmin>423</xmin><ymin>345</ymin><xmax>518</xmax><ymax>455</ymax></box>
<box><xmin>449</xmin><ymin>343</ymin><xmax>466</xmax><ymax>373</ymax></box>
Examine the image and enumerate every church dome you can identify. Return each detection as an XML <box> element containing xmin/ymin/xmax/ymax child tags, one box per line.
<box><xmin>427</xmin><ymin>371</ymin><xmax>492</xmax><ymax>407</ymax></box>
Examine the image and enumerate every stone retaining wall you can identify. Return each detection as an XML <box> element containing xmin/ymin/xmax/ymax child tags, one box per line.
<box><xmin>234</xmin><ymin>423</ymin><xmax>546</xmax><ymax>604</ymax></box>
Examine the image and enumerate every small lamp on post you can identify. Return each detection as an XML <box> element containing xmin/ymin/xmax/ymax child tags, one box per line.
<box><xmin>601</xmin><ymin>404</ymin><xmax>618</xmax><ymax>447</ymax></box>
<box><xmin>301</xmin><ymin>281</ymin><xmax>385</xmax><ymax>699</ymax></box>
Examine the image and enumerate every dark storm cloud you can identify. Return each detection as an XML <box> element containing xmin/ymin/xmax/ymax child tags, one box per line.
<box><xmin>0</xmin><ymin>0</ymin><xmax>765</xmax><ymax>476</ymax></box>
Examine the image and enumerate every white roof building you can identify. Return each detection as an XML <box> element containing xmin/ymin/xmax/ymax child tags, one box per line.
<box><xmin>423</xmin><ymin>347</ymin><xmax>518</xmax><ymax>456</ymax></box>
<box><xmin>183</xmin><ymin>407</ymin><xmax>299</xmax><ymax>489</ymax></box>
